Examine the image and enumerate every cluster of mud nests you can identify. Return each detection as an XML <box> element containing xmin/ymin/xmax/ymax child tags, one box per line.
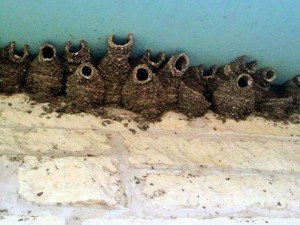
<box><xmin>0</xmin><ymin>33</ymin><xmax>299</xmax><ymax>123</ymax></box>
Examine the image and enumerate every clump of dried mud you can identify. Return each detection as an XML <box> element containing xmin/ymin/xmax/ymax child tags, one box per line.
<box><xmin>1</xmin><ymin>34</ymin><xmax>299</xmax><ymax>126</ymax></box>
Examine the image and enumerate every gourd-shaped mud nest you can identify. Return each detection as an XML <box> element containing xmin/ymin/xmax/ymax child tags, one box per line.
<box><xmin>0</xmin><ymin>33</ymin><xmax>299</xmax><ymax>122</ymax></box>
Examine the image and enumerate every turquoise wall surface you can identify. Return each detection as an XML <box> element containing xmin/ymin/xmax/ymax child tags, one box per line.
<box><xmin>0</xmin><ymin>0</ymin><xmax>300</xmax><ymax>84</ymax></box>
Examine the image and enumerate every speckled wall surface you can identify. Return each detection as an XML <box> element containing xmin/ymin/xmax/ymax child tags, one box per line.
<box><xmin>0</xmin><ymin>0</ymin><xmax>299</xmax><ymax>84</ymax></box>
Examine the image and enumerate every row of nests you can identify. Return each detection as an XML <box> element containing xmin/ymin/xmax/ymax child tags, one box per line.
<box><xmin>0</xmin><ymin>33</ymin><xmax>299</xmax><ymax>121</ymax></box>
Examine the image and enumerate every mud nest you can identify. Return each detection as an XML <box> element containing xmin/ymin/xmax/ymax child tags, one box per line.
<box><xmin>0</xmin><ymin>34</ymin><xmax>299</xmax><ymax>123</ymax></box>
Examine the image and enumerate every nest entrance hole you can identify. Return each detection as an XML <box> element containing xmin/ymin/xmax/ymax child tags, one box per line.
<box><xmin>237</xmin><ymin>75</ymin><xmax>250</xmax><ymax>88</ymax></box>
<box><xmin>203</xmin><ymin>68</ymin><xmax>215</xmax><ymax>77</ymax></box>
<box><xmin>13</xmin><ymin>48</ymin><xmax>25</xmax><ymax>57</ymax></box>
<box><xmin>82</xmin><ymin>65</ymin><xmax>92</xmax><ymax>77</ymax></box>
<box><xmin>175</xmin><ymin>55</ymin><xmax>188</xmax><ymax>71</ymax></box>
<box><xmin>69</xmin><ymin>44</ymin><xmax>82</xmax><ymax>53</ymax></box>
<box><xmin>136</xmin><ymin>68</ymin><xmax>149</xmax><ymax>81</ymax></box>
<box><xmin>42</xmin><ymin>46</ymin><xmax>54</xmax><ymax>59</ymax></box>
<box><xmin>265</xmin><ymin>70</ymin><xmax>276</xmax><ymax>80</ymax></box>
<box><xmin>113</xmin><ymin>36</ymin><xmax>130</xmax><ymax>45</ymax></box>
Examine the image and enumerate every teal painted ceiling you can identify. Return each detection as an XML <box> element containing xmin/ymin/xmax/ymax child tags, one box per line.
<box><xmin>1</xmin><ymin>0</ymin><xmax>300</xmax><ymax>84</ymax></box>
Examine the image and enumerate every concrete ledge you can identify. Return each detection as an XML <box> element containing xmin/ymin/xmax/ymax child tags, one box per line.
<box><xmin>124</xmin><ymin>133</ymin><xmax>300</xmax><ymax>172</ymax></box>
<box><xmin>0</xmin><ymin>128</ymin><xmax>111</xmax><ymax>156</ymax></box>
<box><xmin>18</xmin><ymin>156</ymin><xmax>126</xmax><ymax>207</ymax></box>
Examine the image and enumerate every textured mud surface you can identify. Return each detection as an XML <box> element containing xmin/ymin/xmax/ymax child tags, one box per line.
<box><xmin>65</xmin><ymin>62</ymin><xmax>105</xmax><ymax>113</ymax></box>
<box><xmin>284</xmin><ymin>75</ymin><xmax>300</xmax><ymax>113</ymax></box>
<box><xmin>0</xmin><ymin>34</ymin><xmax>299</xmax><ymax>123</ymax></box>
<box><xmin>177</xmin><ymin>82</ymin><xmax>210</xmax><ymax>118</ymax></box>
<box><xmin>97</xmin><ymin>33</ymin><xmax>134</xmax><ymax>106</ymax></box>
<box><xmin>0</xmin><ymin>42</ymin><xmax>30</xmax><ymax>94</ymax></box>
<box><xmin>64</xmin><ymin>40</ymin><xmax>91</xmax><ymax>76</ymax></box>
<box><xmin>257</xmin><ymin>95</ymin><xmax>295</xmax><ymax>120</ymax></box>
<box><xmin>26</xmin><ymin>44</ymin><xmax>64</xmax><ymax>102</ymax></box>
<box><xmin>122</xmin><ymin>64</ymin><xmax>167</xmax><ymax>120</ymax></box>
<box><xmin>212</xmin><ymin>74</ymin><xmax>255</xmax><ymax>120</ymax></box>
<box><xmin>156</xmin><ymin>53</ymin><xmax>189</xmax><ymax>110</ymax></box>
<box><xmin>130</xmin><ymin>50</ymin><xmax>166</xmax><ymax>72</ymax></box>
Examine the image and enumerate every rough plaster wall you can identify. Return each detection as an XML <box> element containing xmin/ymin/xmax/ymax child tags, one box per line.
<box><xmin>0</xmin><ymin>94</ymin><xmax>299</xmax><ymax>225</ymax></box>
